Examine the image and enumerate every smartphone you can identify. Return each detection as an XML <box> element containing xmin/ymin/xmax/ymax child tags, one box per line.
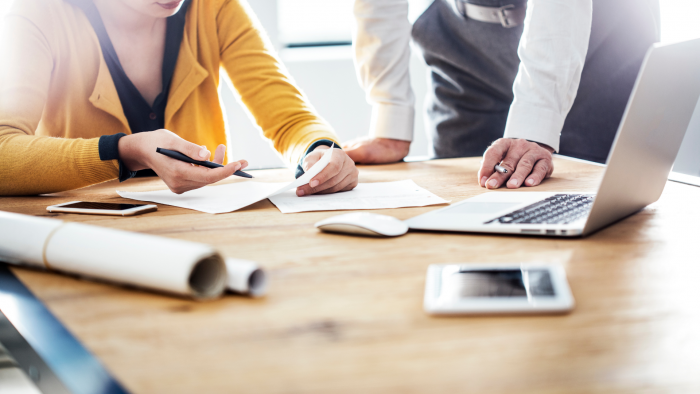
<box><xmin>47</xmin><ymin>201</ymin><xmax>157</xmax><ymax>216</ymax></box>
<box><xmin>424</xmin><ymin>263</ymin><xmax>574</xmax><ymax>315</ymax></box>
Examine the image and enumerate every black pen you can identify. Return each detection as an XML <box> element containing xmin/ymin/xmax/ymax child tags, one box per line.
<box><xmin>156</xmin><ymin>148</ymin><xmax>253</xmax><ymax>178</ymax></box>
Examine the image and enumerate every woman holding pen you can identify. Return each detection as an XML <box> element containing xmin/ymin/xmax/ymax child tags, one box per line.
<box><xmin>0</xmin><ymin>0</ymin><xmax>358</xmax><ymax>196</ymax></box>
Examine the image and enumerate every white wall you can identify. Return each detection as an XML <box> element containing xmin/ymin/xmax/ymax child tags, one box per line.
<box><xmin>0</xmin><ymin>0</ymin><xmax>9</xmax><ymax>16</ymax></box>
<box><xmin>659</xmin><ymin>0</ymin><xmax>700</xmax><ymax>176</ymax></box>
<box><xmin>672</xmin><ymin>96</ymin><xmax>700</xmax><ymax>176</ymax></box>
<box><xmin>659</xmin><ymin>0</ymin><xmax>700</xmax><ymax>43</ymax></box>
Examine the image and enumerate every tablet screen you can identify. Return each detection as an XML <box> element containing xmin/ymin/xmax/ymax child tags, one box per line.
<box><xmin>441</xmin><ymin>269</ymin><xmax>556</xmax><ymax>299</ymax></box>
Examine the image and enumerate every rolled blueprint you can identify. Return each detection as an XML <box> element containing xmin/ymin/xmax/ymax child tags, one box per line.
<box><xmin>225</xmin><ymin>258</ymin><xmax>268</xmax><ymax>297</ymax></box>
<box><xmin>0</xmin><ymin>211</ymin><xmax>227</xmax><ymax>300</ymax></box>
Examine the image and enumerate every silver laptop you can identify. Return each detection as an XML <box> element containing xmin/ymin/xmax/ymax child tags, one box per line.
<box><xmin>406</xmin><ymin>38</ymin><xmax>700</xmax><ymax>237</ymax></box>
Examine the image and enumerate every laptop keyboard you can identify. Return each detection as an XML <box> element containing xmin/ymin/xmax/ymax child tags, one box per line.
<box><xmin>486</xmin><ymin>194</ymin><xmax>595</xmax><ymax>225</ymax></box>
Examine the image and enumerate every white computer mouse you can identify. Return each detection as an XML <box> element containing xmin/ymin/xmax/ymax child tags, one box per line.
<box><xmin>315</xmin><ymin>212</ymin><xmax>409</xmax><ymax>237</ymax></box>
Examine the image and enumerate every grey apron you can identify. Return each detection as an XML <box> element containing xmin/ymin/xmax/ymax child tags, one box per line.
<box><xmin>412</xmin><ymin>0</ymin><xmax>660</xmax><ymax>163</ymax></box>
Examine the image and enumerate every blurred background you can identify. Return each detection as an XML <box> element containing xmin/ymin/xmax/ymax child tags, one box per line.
<box><xmin>0</xmin><ymin>0</ymin><xmax>699</xmax><ymax>170</ymax></box>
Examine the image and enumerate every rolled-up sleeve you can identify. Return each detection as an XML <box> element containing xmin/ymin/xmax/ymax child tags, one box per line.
<box><xmin>503</xmin><ymin>0</ymin><xmax>593</xmax><ymax>152</ymax></box>
<box><xmin>353</xmin><ymin>0</ymin><xmax>415</xmax><ymax>141</ymax></box>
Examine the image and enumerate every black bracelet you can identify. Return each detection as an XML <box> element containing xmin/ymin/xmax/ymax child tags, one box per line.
<box><xmin>295</xmin><ymin>139</ymin><xmax>342</xmax><ymax>179</ymax></box>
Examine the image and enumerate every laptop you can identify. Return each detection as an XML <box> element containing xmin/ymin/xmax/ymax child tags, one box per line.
<box><xmin>406</xmin><ymin>38</ymin><xmax>700</xmax><ymax>237</ymax></box>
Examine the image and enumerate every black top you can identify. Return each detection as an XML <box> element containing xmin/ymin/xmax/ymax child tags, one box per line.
<box><xmin>72</xmin><ymin>0</ymin><xmax>190</xmax><ymax>180</ymax></box>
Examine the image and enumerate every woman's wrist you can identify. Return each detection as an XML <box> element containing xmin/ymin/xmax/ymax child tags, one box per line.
<box><xmin>117</xmin><ymin>134</ymin><xmax>148</xmax><ymax>172</ymax></box>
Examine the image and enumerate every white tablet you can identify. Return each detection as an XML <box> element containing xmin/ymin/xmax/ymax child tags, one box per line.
<box><xmin>424</xmin><ymin>263</ymin><xmax>574</xmax><ymax>315</ymax></box>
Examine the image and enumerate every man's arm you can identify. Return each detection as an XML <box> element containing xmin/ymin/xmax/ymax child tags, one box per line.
<box><xmin>343</xmin><ymin>0</ymin><xmax>413</xmax><ymax>164</ymax></box>
<box><xmin>479</xmin><ymin>0</ymin><xmax>593</xmax><ymax>189</ymax></box>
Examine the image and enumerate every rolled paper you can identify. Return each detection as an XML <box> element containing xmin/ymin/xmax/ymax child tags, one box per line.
<box><xmin>225</xmin><ymin>258</ymin><xmax>268</xmax><ymax>297</ymax></box>
<box><xmin>0</xmin><ymin>211</ymin><xmax>227</xmax><ymax>300</ymax></box>
<box><xmin>0</xmin><ymin>213</ymin><xmax>63</xmax><ymax>267</ymax></box>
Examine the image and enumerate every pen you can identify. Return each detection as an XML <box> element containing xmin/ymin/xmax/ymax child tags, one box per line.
<box><xmin>494</xmin><ymin>164</ymin><xmax>508</xmax><ymax>174</ymax></box>
<box><xmin>156</xmin><ymin>148</ymin><xmax>253</xmax><ymax>178</ymax></box>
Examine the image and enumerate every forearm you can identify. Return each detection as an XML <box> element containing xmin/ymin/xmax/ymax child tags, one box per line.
<box><xmin>503</xmin><ymin>0</ymin><xmax>593</xmax><ymax>152</ymax></box>
<box><xmin>354</xmin><ymin>0</ymin><xmax>414</xmax><ymax>141</ymax></box>
<box><xmin>0</xmin><ymin>131</ymin><xmax>118</xmax><ymax>196</ymax></box>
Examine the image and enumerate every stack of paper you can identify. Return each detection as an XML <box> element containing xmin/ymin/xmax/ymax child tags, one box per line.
<box><xmin>118</xmin><ymin>147</ymin><xmax>449</xmax><ymax>214</ymax></box>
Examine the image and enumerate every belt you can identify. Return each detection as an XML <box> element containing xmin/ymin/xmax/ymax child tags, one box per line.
<box><xmin>454</xmin><ymin>1</ymin><xmax>527</xmax><ymax>28</ymax></box>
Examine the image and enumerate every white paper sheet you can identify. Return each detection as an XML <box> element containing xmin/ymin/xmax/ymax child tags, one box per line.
<box><xmin>268</xmin><ymin>180</ymin><xmax>449</xmax><ymax>213</ymax></box>
<box><xmin>118</xmin><ymin>146</ymin><xmax>335</xmax><ymax>214</ymax></box>
<box><xmin>118</xmin><ymin>148</ymin><xmax>448</xmax><ymax>214</ymax></box>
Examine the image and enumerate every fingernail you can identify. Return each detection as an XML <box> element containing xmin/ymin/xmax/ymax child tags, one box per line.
<box><xmin>481</xmin><ymin>176</ymin><xmax>488</xmax><ymax>187</ymax></box>
<box><xmin>310</xmin><ymin>180</ymin><xmax>319</xmax><ymax>188</ymax></box>
<box><xmin>488</xmin><ymin>179</ymin><xmax>498</xmax><ymax>188</ymax></box>
<box><xmin>199</xmin><ymin>148</ymin><xmax>208</xmax><ymax>158</ymax></box>
<box><xmin>297</xmin><ymin>189</ymin><xmax>305</xmax><ymax>196</ymax></box>
<box><xmin>527</xmin><ymin>178</ymin><xmax>534</xmax><ymax>185</ymax></box>
<box><xmin>509</xmin><ymin>179</ymin><xmax>518</xmax><ymax>186</ymax></box>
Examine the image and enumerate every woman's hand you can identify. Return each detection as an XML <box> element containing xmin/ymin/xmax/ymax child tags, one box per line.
<box><xmin>118</xmin><ymin>129</ymin><xmax>248</xmax><ymax>194</ymax></box>
<box><xmin>296</xmin><ymin>146</ymin><xmax>359</xmax><ymax>196</ymax></box>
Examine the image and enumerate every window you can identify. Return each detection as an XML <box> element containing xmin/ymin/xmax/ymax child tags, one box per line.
<box><xmin>277</xmin><ymin>0</ymin><xmax>354</xmax><ymax>47</ymax></box>
<box><xmin>277</xmin><ymin>0</ymin><xmax>432</xmax><ymax>47</ymax></box>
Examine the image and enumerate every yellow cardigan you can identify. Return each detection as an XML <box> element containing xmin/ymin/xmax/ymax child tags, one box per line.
<box><xmin>0</xmin><ymin>0</ymin><xmax>339</xmax><ymax>196</ymax></box>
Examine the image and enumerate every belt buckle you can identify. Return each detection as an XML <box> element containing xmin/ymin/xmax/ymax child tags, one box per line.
<box><xmin>497</xmin><ymin>4</ymin><xmax>517</xmax><ymax>28</ymax></box>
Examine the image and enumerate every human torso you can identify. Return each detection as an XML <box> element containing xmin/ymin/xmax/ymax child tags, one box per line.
<box><xmin>25</xmin><ymin>0</ymin><xmax>228</xmax><ymax>153</ymax></box>
<box><xmin>102</xmin><ymin>18</ymin><xmax>167</xmax><ymax>107</ymax></box>
<box><xmin>412</xmin><ymin>0</ymin><xmax>659</xmax><ymax>163</ymax></box>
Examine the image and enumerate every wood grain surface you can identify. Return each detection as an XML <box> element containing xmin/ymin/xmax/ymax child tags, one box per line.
<box><xmin>2</xmin><ymin>157</ymin><xmax>699</xmax><ymax>394</ymax></box>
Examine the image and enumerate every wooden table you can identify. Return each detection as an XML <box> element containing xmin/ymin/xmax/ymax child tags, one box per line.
<box><xmin>2</xmin><ymin>157</ymin><xmax>700</xmax><ymax>393</ymax></box>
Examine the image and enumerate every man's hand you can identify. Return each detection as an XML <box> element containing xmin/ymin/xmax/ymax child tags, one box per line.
<box><xmin>478</xmin><ymin>138</ymin><xmax>554</xmax><ymax>189</ymax></box>
<box><xmin>343</xmin><ymin>136</ymin><xmax>410</xmax><ymax>164</ymax></box>
<box><xmin>118</xmin><ymin>129</ymin><xmax>248</xmax><ymax>194</ymax></box>
<box><xmin>296</xmin><ymin>146</ymin><xmax>359</xmax><ymax>196</ymax></box>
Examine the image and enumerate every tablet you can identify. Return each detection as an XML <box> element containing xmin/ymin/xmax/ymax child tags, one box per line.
<box><xmin>423</xmin><ymin>263</ymin><xmax>574</xmax><ymax>315</ymax></box>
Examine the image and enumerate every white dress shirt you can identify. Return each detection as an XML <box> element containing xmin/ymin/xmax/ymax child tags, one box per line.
<box><xmin>353</xmin><ymin>0</ymin><xmax>593</xmax><ymax>152</ymax></box>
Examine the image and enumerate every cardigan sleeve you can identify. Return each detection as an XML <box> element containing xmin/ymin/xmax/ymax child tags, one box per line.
<box><xmin>0</xmin><ymin>12</ymin><xmax>118</xmax><ymax>196</ymax></box>
<box><xmin>216</xmin><ymin>0</ymin><xmax>340</xmax><ymax>167</ymax></box>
